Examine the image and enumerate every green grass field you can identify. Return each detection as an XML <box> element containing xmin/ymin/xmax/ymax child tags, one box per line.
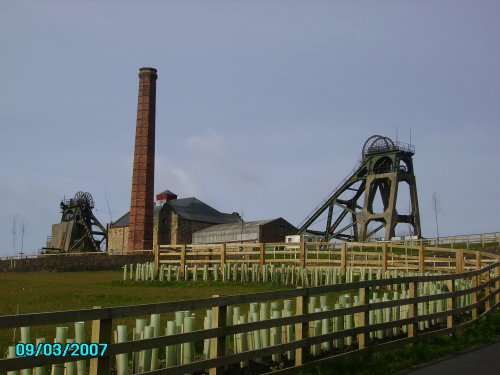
<box><xmin>0</xmin><ymin>271</ymin><xmax>289</xmax><ymax>358</ymax></box>
<box><xmin>1</xmin><ymin>269</ymin><xmax>498</xmax><ymax>373</ymax></box>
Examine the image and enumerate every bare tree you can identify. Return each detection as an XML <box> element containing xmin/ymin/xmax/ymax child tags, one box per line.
<box><xmin>432</xmin><ymin>192</ymin><xmax>441</xmax><ymax>243</ymax></box>
<box><xmin>104</xmin><ymin>186</ymin><xmax>113</xmax><ymax>224</ymax></box>
<box><xmin>11</xmin><ymin>215</ymin><xmax>17</xmax><ymax>256</ymax></box>
<box><xmin>20</xmin><ymin>216</ymin><xmax>27</xmax><ymax>256</ymax></box>
<box><xmin>240</xmin><ymin>209</ymin><xmax>244</xmax><ymax>244</ymax></box>
<box><xmin>102</xmin><ymin>187</ymin><xmax>114</xmax><ymax>252</ymax></box>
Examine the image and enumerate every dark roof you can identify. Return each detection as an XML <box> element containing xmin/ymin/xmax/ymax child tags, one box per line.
<box><xmin>111</xmin><ymin>197</ymin><xmax>240</xmax><ymax>227</ymax></box>
<box><xmin>157</xmin><ymin>189</ymin><xmax>176</xmax><ymax>196</ymax></box>
<box><xmin>111</xmin><ymin>206</ymin><xmax>162</xmax><ymax>227</ymax></box>
<box><xmin>168</xmin><ymin>197</ymin><xmax>240</xmax><ymax>224</ymax></box>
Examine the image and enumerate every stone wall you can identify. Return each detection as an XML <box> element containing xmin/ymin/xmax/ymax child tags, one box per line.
<box><xmin>0</xmin><ymin>253</ymin><xmax>153</xmax><ymax>272</ymax></box>
<box><xmin>108</xmin><ymin>226</ymin><xmax>129</xmax><ymax>254</ymax></box>
<box><xmin>177</xmin><ymin>218</ymin><xmax>214</xmax><ymax>244</ymax></box>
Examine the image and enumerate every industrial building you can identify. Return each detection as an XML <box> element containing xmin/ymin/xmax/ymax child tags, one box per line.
<box><xmin>192</xmin><ymin>218</ymin><xmax>297</xmax><ymax>244</ymax></box>
<box><xmin>108</xmin><ymin>190</ymin><xmax>242</xmax><ymax>253</ymax></box>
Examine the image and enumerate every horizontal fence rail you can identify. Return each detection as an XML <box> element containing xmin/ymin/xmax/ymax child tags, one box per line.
<box><xmin>2</xmin><ymin>232</ymin><xmax>496</xmax><ymax>261</ymax></box>
<box><xmin>378</xmin><ymin>231</ymin><xmax>500</xmax><ymax>249</ymax></box>
<box><xmin>154</xmin><ymin>240</ymin><xmax>499</xmax><ymax>280</ymax></box>
<box><xmin>1</xmin><ymin>260</ymin><xmax>499</xmax><ymax>375</ymax></box>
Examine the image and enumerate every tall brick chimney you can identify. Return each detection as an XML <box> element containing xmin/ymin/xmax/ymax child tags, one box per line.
<box><xmin>128</xmin><ymin>67</ymin><xmax>157</xmax><ymax>252</ymax></box>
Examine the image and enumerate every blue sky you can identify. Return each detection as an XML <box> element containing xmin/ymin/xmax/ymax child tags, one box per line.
<box><xmin>0</xmin><ymin>0</ymin><xmax>498</xmax><ymax>256</ymax></box>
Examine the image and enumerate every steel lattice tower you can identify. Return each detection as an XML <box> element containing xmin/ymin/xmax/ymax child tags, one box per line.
<box><xmin>298</xmin><ymin>135</ymin><xmax>422</xmax><ymax>241</ymax></box>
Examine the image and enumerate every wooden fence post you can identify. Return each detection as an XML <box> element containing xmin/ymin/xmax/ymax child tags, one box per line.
<box><xmin>153</xmin><ymin>244</ymin><xmax>159</xmax><ymax>279</ymax></box>
<box><xmin>209</xmin><ymin>296</ymin><xmax>227</xmax><ymax>375</ymax></box>
<box><xmin>455</xmin><ymin>250</ymin><xmax>464</xmax><ymax>273</ymax></box>
<box><xmin>484</xmin><ymin>270</ymin><xmax>491</xmax><ymax>312</ymax></box>
<box><xmin>180</xmin><ymin>245</ymin><xmax>187</xmax><ymax>277</ymax></box>
<box><xmin>89</xmin><ymin>307</ymin><xmax>112</xmax><ymax>375</ymax></box>
<box><xmin>496</xmin><ymin>264</ymin><xmax>500</xmax><ymax>305</ymax></box>
<box><xmin>259</xmin><ymin>243</ymin><xmax>265</xmax><ymax>266</ymax></box>
<box><xmin>381</xmin><ymin>244</ymin><xmax>388</xmax><ymax>274</ymax></box>
<box><xmin>419</xmin><ymin>246</ymin><xmax>425</xmax><ymax>273</ymax></box>
<box><xmin>295</xmin><ymin>289</ymin><xmax>308</xmax><ymax>366</ymax></box>
<box><xmin>407</xmin><ymin>282</ymin><xmax>418</xmax><ymax>338</ymax></box>
<box><xmin>446</xmin><ymin>279</ymin><xmax>455</xmax><ymax>330</ymax></box>
<box><xmin>358</xmin><ymin>287</ymin><xmax>370</xmax><ymax>349</ymax></box>
<box><xmin>221</xmin><ymin>243</ymin><xmax>227</xmax><ymax>268</ymax></box>
<box><xmin>300</xmin><ymin>242</ymin><xmax>306</xmax><ymax>268</ymax></box>
<box><xmin>471</xmin><ymin>275</ymin><xmax>478</xmax><ymax>320</ymax></box>
<box><xmin>475</xmin><ymin>251</ymin><xmax>481</xmax><ymax>271</ymax></box>
<box><xmin>340</xmin><ymin>243</ymin><xmax>347</xmax><ymax>278</ymax></box>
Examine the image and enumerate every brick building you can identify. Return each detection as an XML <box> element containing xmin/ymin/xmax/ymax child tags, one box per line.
<box><xmin>107</xmin><ymin>190</ymin><xmax>241</xmax><ymax>253</ymax></box>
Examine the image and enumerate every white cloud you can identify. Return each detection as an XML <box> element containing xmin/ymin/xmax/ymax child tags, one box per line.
<box><xmin>155</xmin><ymin>154</ymin><xmax>200</xmax><ymax>198</ymax></box>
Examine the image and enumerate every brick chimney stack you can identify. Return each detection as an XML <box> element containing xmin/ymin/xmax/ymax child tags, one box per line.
<box><xmin>128</xmin><ymin>67</ymin><xmax>157</xmax><ymax>252</ymax></box>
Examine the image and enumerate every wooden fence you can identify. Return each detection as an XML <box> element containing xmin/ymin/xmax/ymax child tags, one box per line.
<box><xmin>155</xmin><ymin>241</ymin><xmax>499</xmax><ymax>279</ymax></box>
<box><xmin>383</xmin><ymin>231</ymin><xmax>500</xmax><ymax>249</ymax></box>
<box><xmin>1</xmin><ymin>260</ymin><xmax>499</xmax><ymax>375</ymax></box>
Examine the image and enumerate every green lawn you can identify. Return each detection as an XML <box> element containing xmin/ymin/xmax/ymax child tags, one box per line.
<box><xmin>0</xmin><ymin>271</ymin><xmax>288</xmax><ymax>358</ymax></box>
<box><xmin>1</xmin><ymin>270</ymin><xmax>498</xmax><ymax>373</ymax></box>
